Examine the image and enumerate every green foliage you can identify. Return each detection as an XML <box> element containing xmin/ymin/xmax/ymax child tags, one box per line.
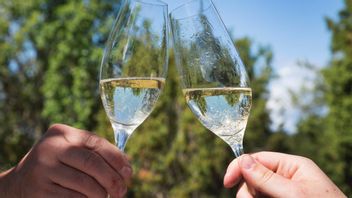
<box><xmin>39</xmin><ymin>0</ymin><xmax>113</xmax><ymax>129</ymax></box>
<box><xmin>321</xmin><ymin>0</ymin><xmax>352</xmax><ymax>194</ymax></box>
<box><xmin>235</xmin><ymin>38</ymin><xmax>274</xmax><ymax>153</ymax></box>
<box><xmin>292</xmin><ymin>0</ymin><xmax>352</xmax><ymax>195</ymax></box>
<box><xmin>1</xmin><ymin>0</ymin><xmax>275</xmax><ymax>196</ymax></box>
<box><xmin>124</xmin><ymin>53</ymin><xmax>231</xmax><ymax>196</ymax></box>
<box><xmin>0</xmin><ymin>0</ymin><xmax>117</xmax><ymax>164</ymax></box>
<box><xmin>122</xmin><ymin>37</ymin><xmax>274</xmax><ymax>196</ymax></box>
<box><xmin>0</xmin><ymin>0</ymin><xmax>48</xmax><ymax>166</ymax></box>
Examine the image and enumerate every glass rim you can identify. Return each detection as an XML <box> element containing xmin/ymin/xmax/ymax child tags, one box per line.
<box><xmin>170</xmin><ymin>0</ymin><xmax>213</xmax><ymax>20</ymax></box>
<box><xmin>133</xmin><ymin>0</ymin><xmax>168</xmax><ymax>7</ymax></box>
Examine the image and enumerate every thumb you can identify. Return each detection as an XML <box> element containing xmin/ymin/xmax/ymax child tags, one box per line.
<box><xmin>239</xmin><ymin>154</ymin><xmax>294</xmax><ymax>197</ymax></box>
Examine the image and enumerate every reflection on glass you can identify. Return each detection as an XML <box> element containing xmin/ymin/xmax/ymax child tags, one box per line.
<box><xmin>100</xmin><ymin>0</ymin><xmax>168</xmax><ymax>151</ymax></box>
<box><xmin>170</xmin><ymin>0</ymin><xmax>251</xmax><ymax>157</ymax></box>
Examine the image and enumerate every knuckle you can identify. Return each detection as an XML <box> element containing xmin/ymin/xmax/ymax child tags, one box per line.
<box><xmin>85</xmin><ymin>133</ymin><xmax>104</xmax><ymax>150</ymax></box>
<box><xmin>46</xmin><ymin>124</ymin><xmax>62</xmax><ymax>135</ymax></box>
<box><xmin>257</xmin><ymin>169</ymin><xmax>274</xmax><ymax>191</ymax></box>
<box><xmin>46</xmin><ymin>124</ymin><xmax>68</xmax><ymax>138</ymax></box>
<box><xmin>43</xmin><ymin>124</ymin><xmax>74</xmax><ymax>146</ymax></box>
<box><xmin>47</xmin><ymin>124</ymin><xmax>64</xmax><ymax>133</ymax></box>
<box><xmin>300</xmin><ymin>156</ymin><xmax>314</xmax><ymax>164</ymax></box>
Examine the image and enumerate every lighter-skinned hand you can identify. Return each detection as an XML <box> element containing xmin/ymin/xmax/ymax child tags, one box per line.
<box><xmin>224</xmin><ymin>152</ymin><xmax>346</xmax><ymax>198</ymax></box>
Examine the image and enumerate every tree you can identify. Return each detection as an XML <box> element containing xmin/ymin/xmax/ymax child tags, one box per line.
<box><xmin>0</xmin><ymin>0</ymin><xmax>275</xmax><ymax>196</ymax></box>
<box><xmin>0</xmin><ymin>0</ymin><xmax>48</xmax><ymax>167</ymax></box>
<box><xmin>0</xmin><ymin>0</ymin><xmax>118</xmax><ymax>166</ymax></box>
<box><xmin>293</xmin><ymin>0</ymin><xmax>352</xmax><ymax>195</ymax></box>
<box><xmin>235</xmin><ymin>39</ymin><xmax>274</xmax><ymax>153</ymax></box>
<box><xmin>322</xmin><ymin>0</ymin><xmax>352</xmax><ymax>194</ymax></box>
<box><xmin>121</xmin><ymin>38</ymin><xmax>274</xmax><ymax>196</ymax></box>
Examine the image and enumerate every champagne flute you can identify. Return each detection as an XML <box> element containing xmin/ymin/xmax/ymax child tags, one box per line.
<box><xmin>100</xmin><ymin>0</ymin><xmax>168</xmax><ymax>151</ymax></box>
<box><xmin>170</xmin><ymin>0</ymin><xmax>251</xmax><ymax>157</ymax></box>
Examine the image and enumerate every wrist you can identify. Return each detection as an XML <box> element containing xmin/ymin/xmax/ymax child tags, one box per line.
<box><xmin>0</xmin><ymin>168</ymin><xmax>16</xmax><ymax>198</ymax></box>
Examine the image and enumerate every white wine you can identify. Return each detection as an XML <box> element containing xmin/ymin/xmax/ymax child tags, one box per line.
<box><xmin>100</xmin><ymin>77</ymin><xmax>165</xmax><ymax>134</ymax></box>
<box><xmin>183</xmin><ymin>87</ymin><xmax>252</xmax><ymax>147</ymax></box>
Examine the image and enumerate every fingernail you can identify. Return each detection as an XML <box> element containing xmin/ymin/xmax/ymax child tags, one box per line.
<box><xmin>240</xmin><ymin>154</ymin><xmax>256</xmax><ymax>169</ymax></box>
<box><xmin>121</xmin><ymin>166</ymin><xmax>132</xmax><ymax>179</ymax></box>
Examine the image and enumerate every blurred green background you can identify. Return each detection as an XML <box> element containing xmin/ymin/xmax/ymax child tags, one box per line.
<box><xmin>0</xmin><ymin>0</ymin><xmax>351</xmax><ymax>197</ymax></box>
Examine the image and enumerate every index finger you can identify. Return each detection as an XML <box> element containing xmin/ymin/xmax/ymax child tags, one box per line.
<box><xmin>224</xmin><ymin>152</ymin><xmax>300</xmax><ymax>188</ymax></box>
<box><xmin>251</xmin><ymin>152</ymin><xmax>302</xmax><ymax>171</ymax></box>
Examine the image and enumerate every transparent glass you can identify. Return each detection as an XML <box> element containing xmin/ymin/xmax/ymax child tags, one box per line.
<box><xmin>170</xmin><ymin>0</ymin><xmax>251</xmax><ymax>157</ymax></box>
<box><xmin>100</xmin><ymin>0</ymin><xmax>168</xmax><ymax>151</ymax></box>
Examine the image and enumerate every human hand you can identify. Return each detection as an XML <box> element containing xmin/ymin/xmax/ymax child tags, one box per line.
<box><xmin>224</xmin><ymin>152</ymin><xmax>346</xmax><ymax>198</ymax></box>
<box><xmin>0</xmin><ymin>124</ymin><xmax>132</xmax><ymax>198</ymax></box>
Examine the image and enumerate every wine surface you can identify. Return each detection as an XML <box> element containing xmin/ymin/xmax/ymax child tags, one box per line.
<box><xmin>100</xmin><ymin>77</ymin><xmax>164</xmax><ymax>132</ymax></box>
<box><xmin>183</xmin><ymin>87</ymin><xmax>252</xmax><ymax>146</ymax></box>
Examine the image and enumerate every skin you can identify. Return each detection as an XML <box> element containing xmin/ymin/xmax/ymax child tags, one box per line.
<box><xmin>224</xmin><ymin>152</ymin><xmax>346</xmax><ymax>198</ymax></box>
<box><xmin>0</xmin><ymin>124</ymin><xmax>132</xmax><ymax>198</ymax></box>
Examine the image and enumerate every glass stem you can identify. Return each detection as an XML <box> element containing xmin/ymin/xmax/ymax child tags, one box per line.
<box><xmin>111</xmin><ymin>123</ymin><xmax>135</xmax><ymax>152</ymax></box>
<box><xmin>115</xmin><ymin>129</ymin><xmax>129</xmax><ymax>152</ymax></box>
<box><xmin>231</xmin><ymin>144</ymin><xmax>244</xmax><ymax>158</ymax></box>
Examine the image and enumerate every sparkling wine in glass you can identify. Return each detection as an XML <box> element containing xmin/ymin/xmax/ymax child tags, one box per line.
<box><xmin>100</xmin><ymin>0</ymin><xmax>168</xmax><ymax>151</ymax></box>
<box><xmin>170</xmin><ymin>0</ymin><xmax>251</xmax><ymax>157</ymax></box>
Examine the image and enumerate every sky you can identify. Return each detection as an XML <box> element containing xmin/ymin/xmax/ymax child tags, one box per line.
<box><xmin>163</xmin><ymin>0</ymin><xmax>344</xmax><ymax>132</ymax></box>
